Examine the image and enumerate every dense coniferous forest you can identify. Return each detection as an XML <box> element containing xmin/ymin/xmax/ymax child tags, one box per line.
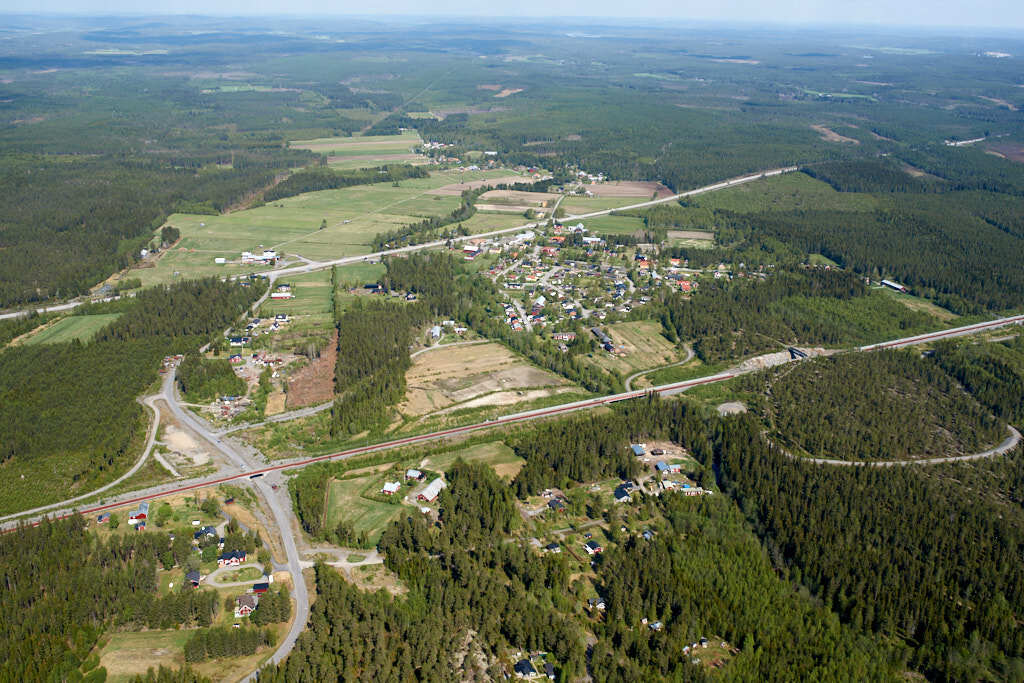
<box><xmin>0</xmin><ymin>517</ymin><xmax>221</xmax><ymax>683</ymax></box>
<box><xmin>933</xmin><ymin>335</ymin><xmax>1024</xmax><ymax>425</ymax></box>
<box><xmin>655</xmin><ymin>269</ymin><xmax>935</xmax><ymax>362</ymax></box>
<box><xmin>184</xmin><ymin>626</ymin><xmax>276</xmax><ymax>662</ymax></box>
<box><xmin>0</xmin><ymin>278</ymin><xmax>261</xmax><ymax>513</ymax></box>
<box><xmin>176</xmin><ymin>353</ymin><xmax>247</xmax><ymax>401</ymax></box>
<box><xmin>765</xmin><ymin>350</ymin><xmax>1005</xmax><ymax>460</ymax></box>
<box><xmin>330</xmin><ymin>298</ymin><xmax>432</xmax><ymax>437</ymax></box>
<box><xmin>263</xmin><ymin>164</ymin><xmax>428</xmax><ymax>202</ymax></box>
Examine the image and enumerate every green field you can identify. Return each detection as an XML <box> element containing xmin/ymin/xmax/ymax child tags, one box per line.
<box><xmin>261</xmin><ymin>269</ymin><xmax>334</xmax><ymax>316</ymax></box>
<box><xmin>100</xmin><ymin>631</ymin><xmax>190</xmax><ymax>682</ymax></box>
<box><xmin>583</xmin><ymin>214</ymin><xmax>647</xmax><ymax>235</ymax></box>
<box><xmin>421</xmin><ymin>441</ymin><xmax>525</xmax><ymax>479</ymax></box>
<box><xmin>326</xmin><ymin>476</ymin><xmax>405</xmax><ymax>544</ymax></box>
<box><xmin>135</xmin><ymin>168</ymin><xmax>523</xmax><ymax>287</ymax></box>
<box><xmin>21</xmin><ymin>313</ymin><xmax>122</xmax><ymax>345</ymax></box>
<box><xmin>561</xmin><ymin>196</ymin><xmax>645</xmax><ymax>215</ymax></box>
<box><xmin>334</xmin><ymin>261</ymin><xmax>387</xmax><ymax>287</ymax></box>
<box><xmin>693</xmin><ymin>172</ymin><xmax>878</xmax><ymax>213</ymax></box>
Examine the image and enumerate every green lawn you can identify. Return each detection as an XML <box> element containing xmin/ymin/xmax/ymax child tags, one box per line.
<box><xmin>561</xmin><ymin>196</ymin><xmax>645</xmax><ymax>215</ymax></box>
<box><xmin>583</xmin><ymin>214</ymin><xmax>646</xmax><ymax>235</ymax></box>
<box><xmin>99</xmin><ymin>631</ymin><xmax>190</xmax><ymax>682</ymax></box>
<box><xmin>334</xmin><ymin>261</ymin><xmax>386</xmax><ymax>287</ymax></box>
<box><xmin>21</xmin><ymin>313</ymin><xmax>122</xmax><ymax>345</ymax></box>
<box><xmin>326</xmin><ymin>476</ymin><xmax>405</xmax><ymax>544</ymax></box>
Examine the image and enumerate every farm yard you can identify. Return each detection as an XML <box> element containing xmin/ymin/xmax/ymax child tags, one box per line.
<box><xmin>399</xmin><ymin>341</ymin><xmax>578</xmax><ymax>417</ymax></box>
<box><xmin>133</xmin><ymin>168</ymin><xmax>526</xmax><ymax>287</ymax></box>
<box><xmin>326</xmin><ymin>475</ymin><xmax>405</xmax><ymax>545</ymax></box>
<box><xmin>584</xmin><ymin>321</ymin><xmax>685</xmax><ymax>376</ymax></box>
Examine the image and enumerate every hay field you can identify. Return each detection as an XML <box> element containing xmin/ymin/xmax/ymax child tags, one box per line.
<box><xmin>20</xmin><ymin>313</ymin><xmax>122</xmax><ymax>345</ymax></box>
<box><xmin>420</xmin><ymin>441</ymin><xmax>525</xmax><ymax>480</ymax></box>
<box><xmin>400</xmin><ymin>342</ymin><xmax>575</xmax><ymax>417</ymax></box>
<box><xmin>326</xmin><ymin>476</ymin><xmax>404</xmax><ymax>543</ymax></box>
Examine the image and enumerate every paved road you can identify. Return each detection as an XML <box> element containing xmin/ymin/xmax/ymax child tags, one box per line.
<box><xmin>624</xmin><ymin>345</ymin><xmax>695</xmax><ymax>391</ymax></box>
<box><xmin>0</xmin><ymin>167</ymin><xmax>798</xmax><ymax>322</ymax></box>
<box><xmin>7</xmin><ymin>312</ymin><xmax>1023</xmax><ymax>531</ymax></box>
<box><xmin>781</xmin><ymin>425</ymin><xmax>1021</xmax><ymax>467</ymax></box>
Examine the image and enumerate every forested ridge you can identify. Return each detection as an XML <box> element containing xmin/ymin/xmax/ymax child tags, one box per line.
<box><xmin>765</xmin><ymin>350</ymin><xmax>1005</xmax><ymax>460</ymax></box>
<box><xmin>263</xmin><ymin>164</ymin><xmax>428</xmax><ymax>202</ymax></box>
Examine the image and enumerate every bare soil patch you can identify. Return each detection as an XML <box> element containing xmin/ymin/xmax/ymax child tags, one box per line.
<box><xmin>667</xmin><ymin>230</ymin><xmax>714</xmax><ymax>240</ymax></box>
<box><xmin>812</xmin><ymin>124</ymin><xmax>859</xmax><ymax>144</ymax></box>
<box><xmin>587</xmin><ymin>181</ymin><xmax>673</xmax><ymax>198</ymax></box>
<box><xmin>716</xmin><ymin>402</ymin><xmax>748</xmax><ymax>416</ymax></box>
<box><xmin>986</xmin><ymin>142</ymin><xmax>1024</xmax><ymax>163</ymax></box>
<box><xmin>494</xmin><ymin>88</ymin><xmax>524</xmax><ymax>98</ymax></box>
<box><xmin>978</xmin><ymin>95</ymin><xmax>1018</xmax><ymax>111</ymax></box>
<box><xmin>400</xmin><ymin>342</ymin><xmax>570</xmax><ymax>416</ymax></box>
<box><xmin>286</xmin><ymin>331</ymin><xmax>337</xmax><ymax>409</ymax></box>
<box><xmin>477</xmin><ymin>84</ymin><xmax>502</xmax><ymax>91</ymax></box>
<box><xmin>265</xmin><ymin>391</ymin><xmax>287</xmax><ymax>416</ymax></box>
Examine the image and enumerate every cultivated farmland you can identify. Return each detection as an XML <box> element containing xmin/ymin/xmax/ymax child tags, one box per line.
<box><xmin>584</xmin><ymin>320</ymin><xmax>685</xmax><ymax>376</ymax></box>
<box><xmin>134</xmin><ymin>168</ymin><xmax>524</xmax><ymax>287</ymax></box>
<box><xmin>20</xmin><ymin>313</ymin><xmax>122</xmax><ymax>345</ymax></box>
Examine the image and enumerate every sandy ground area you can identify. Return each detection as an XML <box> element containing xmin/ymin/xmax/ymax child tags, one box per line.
<box><xmin>494</xmin><ymin>88</ymin><xmax>524</xmax><ymax>98</ymax></box>
<box><xmin>426</xmin><ymin>175</ymin><xmax>544</xmax><ymax>196</ymax></box>
<box><xmin>287</xmin><ymin>332</ymin><xmax>337</xmax><ymax>409</ymax></box>
<box><xmin>163</xmin><ymin>424</ymin><xmax>211</xmax><ymax>466</ymax></box>
<box><xmin>265</xmin><ymin>391</ymin><xmax>287</xmax><ymax>415</ymax></box>
<box><xmin>812</xmin><ymin>124</ymin><xmax>859</xmax><ymax>144</ymax></box>
<box><xmin>716</xmin><ymin>402</ymin><xmax>748</xmax><ymax>416</ymax></box>
<box><xmin>668</xmin><ymin>230</ymin><xmax>714</xmax><ymax>240</ymax></box>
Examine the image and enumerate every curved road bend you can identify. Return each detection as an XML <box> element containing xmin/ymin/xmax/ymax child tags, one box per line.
<box><xmin>624</xmin><ymin>345</ymin><xmax>695</xmax><ymax>392</ymax></box>
<box><xmin>780</xmin><ymin>425</ymin><xmax>1021</xmax><ymax>467</ymax></box>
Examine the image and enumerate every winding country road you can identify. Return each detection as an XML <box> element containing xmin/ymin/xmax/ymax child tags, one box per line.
<box><xmin>624</xmin><ymin>345</ymin><xmax>695</xmax><ymax>391</ymax></box>
<box><xmin>783</xmin><ymin>425</ymin><xmax>1022</xmax><ymax>467</ymax></box>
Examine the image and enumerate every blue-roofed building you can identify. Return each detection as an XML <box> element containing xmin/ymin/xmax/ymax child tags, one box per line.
<box><xmin>631</xmin><ymin>444</ymin><xmax>646</xmax><ymax>456</ymax></box>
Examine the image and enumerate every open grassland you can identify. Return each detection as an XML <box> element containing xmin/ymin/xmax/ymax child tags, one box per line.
<box><xmin>334</xmin><ymin>261</ymin><xmax>387</xmax><ymax>287</ymax></box>
<box><xmin>399</xmin><ymin>341</ymin><xmax>576</xmax><ymax>417</ymax></box>
<box><xmin>20</xmin><ymin>313</ymin><xmax>122</xmax><ymax>345</ymax></box>
<box><xmin>693</xmin><ymin>172</ymin><xmax>878</xmax><ymax>213</ymax></box>
<box><xmin>326</xmin><ymin>475</ymin><xmax>404</xmax><ymax>543</ymax></box>
<box><xmin>585</xmin><ymin>320</ymin><xmax>685</xmax><ymax>375</ymax></box>
<box><xmin>133</xmin><ymin>169</ymin><xmax>519</xmax><ymax>287</ymax></box>
<box><xmin>420</xmin><ymin>440</ymin><xmax>525</xmax><ymax>480</ymax></box>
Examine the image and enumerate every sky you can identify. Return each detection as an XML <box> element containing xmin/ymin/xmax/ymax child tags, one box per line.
<box><xmin>2</xmin><ymin>0</ymin><xmax>1022</xmax><ymax>31</ymax></box>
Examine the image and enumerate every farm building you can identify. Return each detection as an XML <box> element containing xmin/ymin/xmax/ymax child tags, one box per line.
<box><xmin>584</xmin><ymin>540</ymin><xmax>603</xmax><ymax>555</ymax></box>
<box><xmin>234</xmin><ymin>594</ymin><xmax>259</xmax><ymax>618</ymax></box>
<box><xmin>655</xmin><ymin>461</ymin><xmax>681</xmax><ymax>474</ymax></box>
<box><xmin>381</xmin><ymin>481</ymin><xmax>402</xmax><ymax>496</ymax></box>
<box><xmin>881</xmin><ymin>279</ymin><xmax>908</xmax><ymax>293</ymax></box>
<box><xmin>630</xmin><ymin>444</ymin><xmax>646</xmax><ymax>456</ymax></box>
<box><xmin>252</xmin><ymin>582</ymin><xmax>270</xmax><ymax>594</ymax></box>
<box><xmin>406</xmin><ymin>469</ymin><xmax>424</xmax><ymax>481</ymax></box>
<box><xmin>128</xmin><ymin>501</ymin><xmax>149</xmax><ymax>525</ymax></box>
<box><xmin>418</xmin><ymin>478</ymin><xmax>446</xmax><ymax>502</ymax></box>
<box><xmin>590</xmin><ymin>327</ymin><xmax>612</xmax><ymax>345</ymax></box>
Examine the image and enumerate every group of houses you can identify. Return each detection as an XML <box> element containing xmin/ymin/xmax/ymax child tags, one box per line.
<box><xmin>239</xmin><ymin>249</ymin><xmax>278</xmax><ymax>266</ymax></box>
